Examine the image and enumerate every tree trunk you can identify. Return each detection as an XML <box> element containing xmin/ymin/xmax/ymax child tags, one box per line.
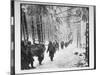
<box><xmin>31</xmin><ymin>18</ymin><xmax>35</xmax><ymax>44</ymax></box>
<box><xmin>21</xmin><ymin>9</ymin><xmax>29</xmax><ymax>43</ymax></box>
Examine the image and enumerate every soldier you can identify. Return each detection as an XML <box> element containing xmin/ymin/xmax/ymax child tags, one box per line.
<box><xmin>21</xmin><ymin>41</ymin><xmax>30</xmax><ymax>69</ymax></box>
<box><xmin>47</xmin><ymin>41</ymin><xmax>56</xmax><ymax>61</ymax></box>
<box><xmin>65</xmin><ymin>42</ymin><xmax>68</xmax><ymax>48</ymax></box>
<box><xmin>61</xmin><ymin>41</ymin><xmax>64</xmax><ymax>49</ymax></box>
<box><xmin>55</xmin><ymin>41</ymin><xmax>59</xmax><ymax>50</ymax></box>
<box><xmin>21</xmin><ymin>41</ymin><xmax>36</xmax><ymax>69</ymax></box>
<box><xmin>30</xmin><ymin>43</ymin><xmax>46</xmax><ymax>65</ymax></box>
<box><xmin>37</xmin><ymin>44</ymin><xmax>45</xmax><ymax>65</ymax></box>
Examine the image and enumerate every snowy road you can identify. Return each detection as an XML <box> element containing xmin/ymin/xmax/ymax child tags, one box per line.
<box><xmin>32</xmin><ymin>42</ymin><xmax>86</xmax><ymax>69</ymax></box>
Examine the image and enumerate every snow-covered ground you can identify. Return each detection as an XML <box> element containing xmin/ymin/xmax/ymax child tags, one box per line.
<box><xmin>32</xmin><ymin>42</ymin><xmax>87</xmax><ymax>69</ymax></box>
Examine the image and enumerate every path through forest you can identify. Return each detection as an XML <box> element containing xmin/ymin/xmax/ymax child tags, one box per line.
<box><xmin>32</xmin><ymin>42</ymin><xmax>86</xmax><ymax>69</ymax></box>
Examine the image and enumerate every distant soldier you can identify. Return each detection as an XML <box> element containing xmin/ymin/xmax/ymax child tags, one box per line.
<box><xmin>65</xmin><ymin>42</ymin><xmax>68</xmax><ymax>48</ymax></box>
<box><xmin>65</xmin><ymin>39</ymin><xmax>73</xmax><ymax>48</ymax></box>
<box><xmin>47</xmin><ymin>41</ymin><xmax>56</xmax><ymax>61</ymax></box>
<box><xmin>60</xmin><ymin>41</ymin><xmax>64</xmax><ymax>49</ymax></box>
<box><xmin>53</xmin><ymin>40</ymin><xmax>59</xmax><ymax>51</ymax></box>
<box><xmin>55</xmin><ymin>41</ymin><xmax>59</xmax><ymax>50</ymax></box>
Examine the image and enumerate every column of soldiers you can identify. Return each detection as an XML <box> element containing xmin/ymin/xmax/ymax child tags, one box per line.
<box><xmin>47</xmin><ymin>39</ymin><xmax>73</xmax><ymax>61</ymax></box>
<box><xmin>21</xmin><ymin>39</ymin><xmax>73</xmax><ymax>70</ymax></box>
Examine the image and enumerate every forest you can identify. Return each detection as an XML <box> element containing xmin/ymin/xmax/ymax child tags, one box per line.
<box><xmin>21</xmin><ymin>4</ymin><xmax>89</xmax><ymax>69</ymax></box>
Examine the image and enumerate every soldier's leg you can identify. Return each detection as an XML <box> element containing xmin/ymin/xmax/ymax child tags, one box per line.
<box><xmin>30</xmin><ymin>57</ymin><xmax>36</xmax><ymax>69</ymax></box>
<box><xmin>50</xmin><ymin>55</ymin><xmax>54</xmax><ymax>61</ymax></box>
<box><xmin>38</xmin><ymin>55</ymin><xmax>44</xmax><ymax>65</ymax></box>
<box><xmin>49</xmin><ymin>51</ymin><xmax>52</xmax><ymax>61</ymax></box>
<box><xmin>24</xmin><ymin>57</ymin><xmax>30</xmax><ymax>69</ymax></box>
<box><xmin>50</xmin><ymin>52</ymin><xmax>54</xmax><ymax>61</ymax></box>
